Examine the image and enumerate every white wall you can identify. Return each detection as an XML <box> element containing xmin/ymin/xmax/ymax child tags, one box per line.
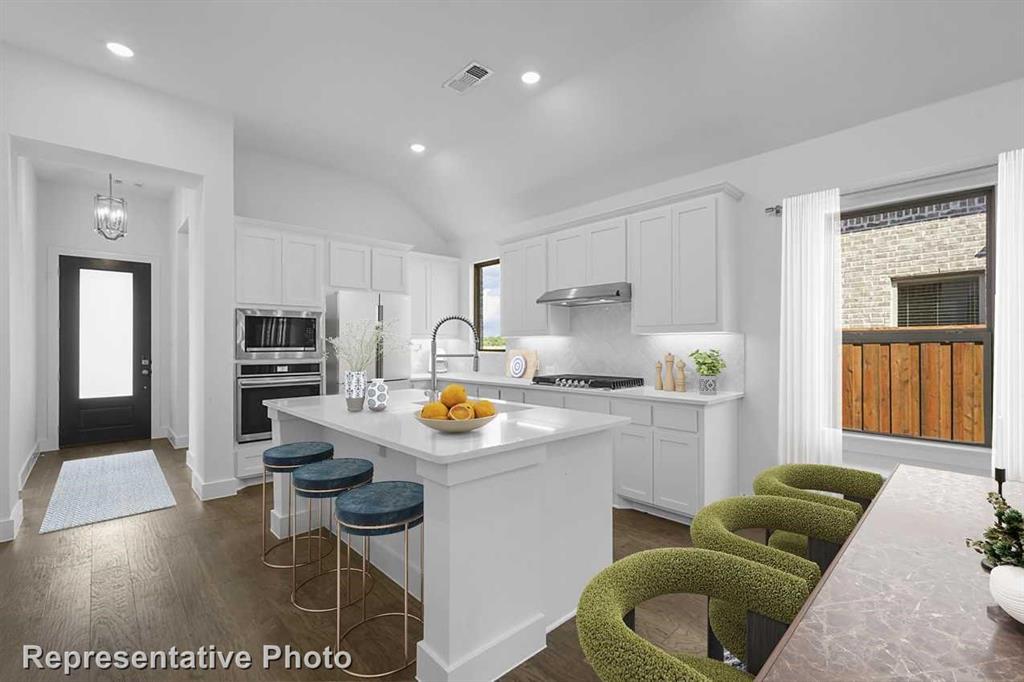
<box><xmin>34</xmin><ymin>179</ymin><xmax>174</xmax><ymax>451</ymax></box>
<box><xmin>458</xmin><ymin>78</ymin><xmax>1024</xmax><ymax>492</ymax></box>
<box><xmin>1</xmin><ymin>44</ymin><xmax>236</xmax><ymax>527</ymax></box>
<box><xmin>235</xmin><ymin>148</ymin><xmax>454</xmax><ymax>255</ymax></box>
<box><xmin>10</xmin><ymin>158</ymin><xmax>38</xmax><ymax>505</ymax></box>
<box><xmin>168</xmin><ymin>188</ymin><xmax>194</xmax><ymax>449</ymax></box>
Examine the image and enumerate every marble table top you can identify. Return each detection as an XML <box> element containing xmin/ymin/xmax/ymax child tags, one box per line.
<box><xmin>758</xmin><ymin>465</ymin><xmax>1024</xmax><ymax>681</ymax></box>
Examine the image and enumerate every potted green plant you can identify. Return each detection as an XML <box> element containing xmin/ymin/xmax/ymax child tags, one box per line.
<box><xmin>967</xmin><ymin>492</ymin><xmax>1024</xmax><ymax>624</ymax></box>
<box><xmin>688</xmin><ymin>349</ymin><xmax>726</xmax><ymax>395</ymax></box>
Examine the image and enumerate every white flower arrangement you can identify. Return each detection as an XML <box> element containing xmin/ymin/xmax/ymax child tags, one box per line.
<box><xmin>327</xmin><ymin>319</ymin><xmax>408</xmax><ymax>372</ymax></box>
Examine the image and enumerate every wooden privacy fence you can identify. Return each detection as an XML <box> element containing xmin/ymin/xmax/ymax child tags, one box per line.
<box><xmin>842</xmin><ymin>329</ymin><xmax>989</xmax><ymax>445</ymax></box>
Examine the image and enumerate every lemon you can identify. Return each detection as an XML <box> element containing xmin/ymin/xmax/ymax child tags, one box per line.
<box><xmin>448</xmin><ymin>402</ymin><xmax>475</xmax><ymax>421</ymax></box>
<box><xmin>420</xmin><ymin>401</ymin><xmax>449</xmax><ymax>420</ymax></box>
<box><xmin>440</xmin><ymin>384</ymin><xmax>468</xmax><ymax>408</ymax></box>
<box><xmin>471</xmin><ymin>400</ymin><xmax>496</xmax><ymax>418</ymax></box>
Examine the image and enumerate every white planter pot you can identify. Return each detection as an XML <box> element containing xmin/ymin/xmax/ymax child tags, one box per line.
<box><xmin>366</xmin><ymin>379</ymin><xmax>389</xmax><ymax>412</ymax></box>
<box><xmin>989</xmin><ymin>565</ymin><xmax>1024</xmax><ymax>624</ymax></box>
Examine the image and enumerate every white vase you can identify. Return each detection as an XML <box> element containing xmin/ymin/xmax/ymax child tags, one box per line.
<box><xmin>989</xmin><ymin>565</ymin><xmax>1024</xmax><ymax>624</ymax></box>
<box><xmin>698</xmin><ymin>375</ymin><xmax>718</xmax><ymax>395</ymax></box>
<box><xmin>366</xmin><ymin>379</ymin><xmax>389</xmax><ymax>412</ymax></box>
<box><xmin>344</xmin><ymin>370</ymin><xmax>367</xmax><ymax>412</ymax></box>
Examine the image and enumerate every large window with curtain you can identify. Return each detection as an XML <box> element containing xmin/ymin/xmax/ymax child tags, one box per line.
<box><xmin>840</xmin><ymin>188</ymin><xmax>994</xmax><ymax>445</ymax></box>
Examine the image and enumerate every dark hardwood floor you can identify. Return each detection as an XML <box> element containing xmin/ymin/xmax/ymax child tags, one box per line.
<box><xmin>1</xmin><ymin>438</ymin><xmax>710</xmax><ymax>681</ymax></box>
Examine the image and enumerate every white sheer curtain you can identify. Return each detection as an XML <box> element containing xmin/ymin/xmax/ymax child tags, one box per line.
<box><xmin>778</xmin><ymin>188</ymin><xmax>843</xmax><ymax>465</ymax></box>
<box><xmin>993</xmin><ymin>148</ymin><xmax>1024</xmax><ymax>482</ymax></box>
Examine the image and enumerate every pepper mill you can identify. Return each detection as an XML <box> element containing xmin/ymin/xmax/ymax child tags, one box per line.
<box><xmin>675</xmin><ymin>359</ymin><xmax>685</xmax><ymax>392</ymax></box>
<box><xmin>664</xmin><ymin>353</ymin><xmax>675</xmax><ymax>392</ymax></box>
<box><xmin>655</xmin><ymin>361</ymin><xmax>663</xmax><ymax>390</ymax></box>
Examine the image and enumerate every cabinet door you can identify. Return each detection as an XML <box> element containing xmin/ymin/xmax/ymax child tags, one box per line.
<box><xmin>236</xmin><ymin>226</ymin><xmax>282</xmax><ymax>305</ymax></box>
<box><xmin>652</xmin><ymin>428</ymin><xmax>700</xmax><ymax>515</ymax></box>
<box><xmin>628</xmin><ymin>207</ymin><xmax>674</xmax><ymax>330</ymax></box>
<box><xmin>500</xmin><ymin>388</ymin><xmax>526</xmax><ymax>403</ymax></box>
<box><xmin>499</xmin><ymin>244</ymin><xmax>524</xmax><ymax>336</ymax></box>
<box><xmin>522</xmin><ymin>389</ymin><xmax>564</xmax><ymax>408</ymax></box>
<box><xmin>477</xmin><ymin>386</ymin><xmax>501</xmax><ymax>400</ymax></box>
<box><xmin>587</xmin><ymin>219</ymin><xmax>627</xmax><ymax>284</ymax></box>
<box><xmin>430</xmin><ymin>259</ymin><xmax>461</xmax><ymax>338</ymax></box>
<box><xmin>614</xmin><ymin>425</ymin><xmax>654</xmax><ymax>503</ymax></box>
<box><xmin>548</xmin><ymin>227</ymin><xmax>587</xmax><ymax>290</ymax></box>
<box><xmin>408</xmin><ymin>257</ymin><xmax>430</xmax><ymax>337</ymax></box>
<box><xmin>671</xmin><ymin>197</ymin><xmax>718</xmax><ymax>325</ymax></box>
<box><xmin>522</xmin><ymin>239</ymin><xmax>549</xmax><ymax>333</ymax></box>
<box><xmin>372</xmin><ymin>248</ymin><xmax>408</xmax><ymax>292</ymax></box>
<box><xmin>281</xmin><ymin>234</ymin><xmax>323</xmax><ymax>307</ymax></box>
<box><xmin>329</xmin><ymin>242</ymin><xmax>371</xmax><ymax>290</ymax></box>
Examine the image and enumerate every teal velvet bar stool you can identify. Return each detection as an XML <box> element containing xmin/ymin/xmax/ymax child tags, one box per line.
<box><xmin>334</xmin><ymin>480</ymin><xmax>424</xmax><ymax>679</ymax></box>
<box><xmin>291</xmin><ymin>458</ymin><xmax>375</xmax><ymax>613</ymax></box>
<box><xmin>261</xmin><ymin>441</ymin><xmax>334</xmax><ymax>569</ymax></box>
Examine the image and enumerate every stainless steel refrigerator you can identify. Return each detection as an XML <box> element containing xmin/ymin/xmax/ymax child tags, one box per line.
<box><xmin>325</xmin><ymin>290</ymin><xmax>412</xmax><ymax>393</ymax></box>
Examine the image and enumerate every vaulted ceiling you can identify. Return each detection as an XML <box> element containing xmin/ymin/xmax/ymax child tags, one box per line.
<box><xmin>4</xmin><ymin>1</ymin><xmax>1023</xmax><ymax>240</ymax></box>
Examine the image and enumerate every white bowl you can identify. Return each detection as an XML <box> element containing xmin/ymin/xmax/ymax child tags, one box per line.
<box><xmin>415</xmin><ymin>414</ymin><xmax>496</xmax><ymax>433</ymax></box>
<box><xmin>990</xmin><ymin>565</ymin><xmax>1024</xmax><ymax>624</ymax></box>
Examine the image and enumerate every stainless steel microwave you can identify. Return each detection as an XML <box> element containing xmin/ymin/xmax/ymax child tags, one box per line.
<box><xmin>235</xmin><ymin>308</ymin><xmax>323</xmax><ymax>361</ymax></box>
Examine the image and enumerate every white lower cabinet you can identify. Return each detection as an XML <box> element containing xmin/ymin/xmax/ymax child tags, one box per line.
<box><xmin>477</xmin><ymin>386</ymin><xmax>501</xmax><ymax>400</ymax></box>
<box><xmin>614</xmin><ymin>425</ymin><xmax>654</xmax><ymax>503</ymax></box>
<box><xmin>523</xmin><ymin>389</ymin><xmax>565</xmax><ymax>408</ymax></box>
<box><xmin>500</xmin><ymin>388</ymin><xmax>525</xmax><ymax>403</ymax></box>
<box><xmin>651</xmin><ymin>428</ymin><xmax>700</xmax><ymax>515</ymax></box>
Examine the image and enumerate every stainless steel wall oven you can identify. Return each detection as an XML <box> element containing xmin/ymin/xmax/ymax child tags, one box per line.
<box><xmin>235</xmin><ymin>362</ymin><xmax>322</xmax><ymax>443</ymax></box>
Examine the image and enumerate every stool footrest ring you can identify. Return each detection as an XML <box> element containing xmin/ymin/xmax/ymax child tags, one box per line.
<box><xmin>338</xmin><ymin>612</ymin><xmax>424</xmax><ymax>678</ymax></box>
<box><xmin>291</xmin><ymin>566</ymin><xmax>375</xmax><ymax>613</ymax></box>
<box><xmin>262</xmin><ymin>531</ymin><xmax>334</xmax><ymax>570</ymax></box>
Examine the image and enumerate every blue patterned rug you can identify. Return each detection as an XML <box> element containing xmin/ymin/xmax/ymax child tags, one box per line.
<box><xmin>39</xmin><ymin>450</ymin><xmax>176</xmax><ymax>533</ymax></box>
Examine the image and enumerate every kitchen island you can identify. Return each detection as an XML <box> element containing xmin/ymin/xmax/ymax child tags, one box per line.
<box><xmin>264</xmin><ymin>389</ymin><xmax>629</xmax><ymax>682</ymax></box>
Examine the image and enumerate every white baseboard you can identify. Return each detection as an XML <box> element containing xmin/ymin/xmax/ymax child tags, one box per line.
<box><xmin>37</xmin><ymin>437</ymin><xmax>57</xmax><ymax>453</ymax></box>
<box><xmin>0</xmin><ymin>500</ymin><xmax>25</xmax><ymax>543</ymax></box>
<box><xmin>189</xmin><ymin>471</ymin><xmax>239</xmax><ymax>501</ymax></box>
<box><xmin>18</xmin><ymin>443</ymin><xmax>40</xmax><ymax>490</ymax></box>
<box><xmin>613</xmin><ymin>497</ymin><xmax>693</xmax><ymax>526</ymax></box>
<box><xmin>185</xmin><ymin>448</ymin><xmax>196</xmax><ymax>471</ymax></box>
<box><xmin>416</xmin><ymin>612</ymin><xmax>545</xmax><ymax>682</ymax></box>
<box><xmin>167</xmin><ymin>427</ymin><xmax>189</xmax><ymax>450</ymax></box>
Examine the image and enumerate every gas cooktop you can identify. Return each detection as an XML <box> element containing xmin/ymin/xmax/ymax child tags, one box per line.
<box><xmin>532</xmin><ymin>374</ymin><xmax>645</xmax><ymax>390</ymax></box>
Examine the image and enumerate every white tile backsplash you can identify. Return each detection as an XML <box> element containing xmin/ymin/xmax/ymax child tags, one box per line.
<box><xmin>419</xmin><ymin>304</ymin><xmax>744</xmax><ymax>392</ymax></box>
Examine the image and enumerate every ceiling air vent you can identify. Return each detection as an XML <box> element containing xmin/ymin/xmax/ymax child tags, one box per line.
<box><xmin>443</xmin><ymin>62</ymin><xmax>492</xmax><ymax>94</ymax></box>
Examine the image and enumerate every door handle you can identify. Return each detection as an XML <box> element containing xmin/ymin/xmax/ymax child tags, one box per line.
<box><xmin>141</xmin><ymin>369</ymin><xmax>150</xmax><ymax>375</ymax></box>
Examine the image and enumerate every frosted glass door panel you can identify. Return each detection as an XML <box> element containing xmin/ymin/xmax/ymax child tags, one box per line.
<box><xmin>79</xmin><ymin>269</ymin><xmax>134</xmax><ymax>398</ymax></box>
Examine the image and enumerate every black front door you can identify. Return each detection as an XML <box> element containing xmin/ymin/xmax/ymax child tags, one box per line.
<box><xmin>59</xmin><ymin>256</ymin><xmax>152</xmax><ymax>447</ymax></box>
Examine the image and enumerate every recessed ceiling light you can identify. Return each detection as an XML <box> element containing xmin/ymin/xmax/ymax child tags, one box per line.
<box><xmin>521</xmin><ymin>71</ymin><xmax>541</xmax><ymax>85</ymax></box>
<box><xmin>106</xmin><ymin>42</ymin><xmax>134</xmax><ymax>58</ymax></box>
<box><xmin>410</xmin><ymin>143</ymin><xmax>426</xmax><ymax>154</ymax></box>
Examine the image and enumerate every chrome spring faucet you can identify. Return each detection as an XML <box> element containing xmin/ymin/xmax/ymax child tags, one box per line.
<box><xmin>430</xmin><ymin>315</ymin><xmax>480</xmax><ymax>400</ymax></box>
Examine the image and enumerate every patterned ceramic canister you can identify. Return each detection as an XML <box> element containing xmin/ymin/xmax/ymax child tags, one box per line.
<box><xmin>366</xmin><ymin>379</ymin><xmax>389</xmax><ymax>412</ymax></box>
<box><xmin>698</xmin><ymin>375</ymin><xmax>718</xmax><ymax>395</ymax></box>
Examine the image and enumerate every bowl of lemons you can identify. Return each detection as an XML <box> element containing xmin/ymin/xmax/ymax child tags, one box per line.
<box><xmin>416</xmin><ymin>383</ymin><xmax>498</xmax><ymax>433</ymax></box>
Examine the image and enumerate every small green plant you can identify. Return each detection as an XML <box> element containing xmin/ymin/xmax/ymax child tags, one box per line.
<box><xmin>689</xmin><ymin>349</ymin><xmax>726</xmax><ymax>377</ymax></box>
<box><xmin>966</xmin><ymin>492</ymin><xmax>1024</xmax><ymax>568</ymax></box>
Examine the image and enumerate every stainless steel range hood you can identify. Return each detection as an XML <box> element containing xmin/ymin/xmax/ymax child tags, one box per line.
<box><xmin>536</xmin><ymin>282</ymin><xmax>631</xmax><ymax>307</ymax></box>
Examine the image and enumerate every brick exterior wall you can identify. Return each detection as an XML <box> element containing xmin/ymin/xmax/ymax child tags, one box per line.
<box><xmin>841</xmin><ymin>201</ymin><xmax>987</xmax><ymax>329</ymax></box>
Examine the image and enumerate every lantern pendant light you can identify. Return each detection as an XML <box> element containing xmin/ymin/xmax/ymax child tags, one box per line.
<box><xmin>94</xmin><ymin>173</ymin><xmax>127</xmax><ymax>240</ymax></box>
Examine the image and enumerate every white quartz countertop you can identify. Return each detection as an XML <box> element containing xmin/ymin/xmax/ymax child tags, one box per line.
<box><xmin>264</xmin><ymin>389</ymin><xmax>629</xmax><ymax>464</ymax></box>
<box><xmin>410</xmin><ymin>372</ymin><xmax>744</xmax><ymax>406</ymax></box>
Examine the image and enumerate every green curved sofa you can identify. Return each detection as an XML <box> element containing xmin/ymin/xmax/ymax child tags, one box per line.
<box><xmin>577</xmin><ymin>547</ymin><xmax>809</xmax><ymax>682</ymax></box>
<box><xmin>753</xmin><ymin>464</ymin><xmax>884</xmax><ymax>558</ymax></box>
<box><xmin>690</xmin><ymin>495</ymin><xmax>858</xmax><ymax>662</ymax></box>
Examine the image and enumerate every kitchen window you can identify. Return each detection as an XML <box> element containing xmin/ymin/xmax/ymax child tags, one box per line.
<box><xmin>473</xmin><ymin>259</ymin><xmax>505</xmax><ymax>351</ymax></box>
<box><xmin>840</xmin><ymin>187</ymin><xmax>994</xmax><ymax>446</ymax></box>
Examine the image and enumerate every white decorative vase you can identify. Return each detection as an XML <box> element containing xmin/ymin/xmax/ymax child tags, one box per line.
<box><xmin>366</xmin><ymin>379</ymin><xmax>389</xmax><ymax>412</ymax></box>
<box><xmin>698</xmin><ymin>375</ymin><xmax>718</xmax><ymax>395</ymax></box>
<box><xmin>344</xmin><ymin>370</ymin><xmax>367</xmax><ymax>412</ymax></box>
<box><xmin>989</xmin><ymin>565</ymin><xmax>1024</xmax><ymax>624</ymax></box>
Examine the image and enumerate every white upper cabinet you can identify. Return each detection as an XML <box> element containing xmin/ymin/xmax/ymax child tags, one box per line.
<box><xmin>547</xmin><ymin>218</ymin><xmax>627</xmax><ymax>291</ymax></box>
<box><xmin>587</xmin><ymin>218</ymin><xmax>627</xmax><ymax>284</ymax></box>
<box><xmin>628</xmin><ymin>191</ymin><xmax>737</xmax><ymax>333</ymax></box>
<box><xmin>281</xmin><ymin>233</ymin><xmax>324</xmax><ymax>307</ymax></box>
<box><xmin>329</xmin><ymin>241</ymin><xmax>372</xmax><ymax>290</ymax></box>
<box><xmin>371</xmin><ymin>248</ymin><xmax>408</xmax><ymax>293</ymax></box>
<box><xmin>548</xmin><ymin>227</ymin><xmax>587</xmax><ymax>290</ymax></box>
<box><xmin>500</xmin><ymin>237</ymin><xmax>568</xmax><ymax>337</ymax></box>
<box><xmin>236</xmin><ymin>224</ymin><xmax>283</xmax><ymax>305</ymax></box>
<box><xmin>409</xmin><ymin>254</ymin><xmax>461</xmax><ymax>338</ymax></box>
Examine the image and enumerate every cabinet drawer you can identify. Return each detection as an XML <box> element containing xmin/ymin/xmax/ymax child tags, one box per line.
<box><xmin>652</xmin><ymin>404</ymin><xmax>699</xmax><ymax>432</ymax></box>
<box><xmin>523</xmin><ymin>389</ymin><xmax>564</xmax><ymax>408</ymax></box>
<box><xmin>477</xmin><ymin>386</ymin><xmax>501</xmax><ymax>400</ymax></box>
<box><xmin>500</xmin><ymin>388</ymin><xmax>526</xmax><ymax>403</ymax></box>
<box><xmin>611</xmin><ymin>400</ymin><xmax>652</xmax><ymax>426</ymax></box>
<box><xmin>563</xmin><ymin>394</ymin><xmax>611</xmax><ymax>414</ymax></box>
